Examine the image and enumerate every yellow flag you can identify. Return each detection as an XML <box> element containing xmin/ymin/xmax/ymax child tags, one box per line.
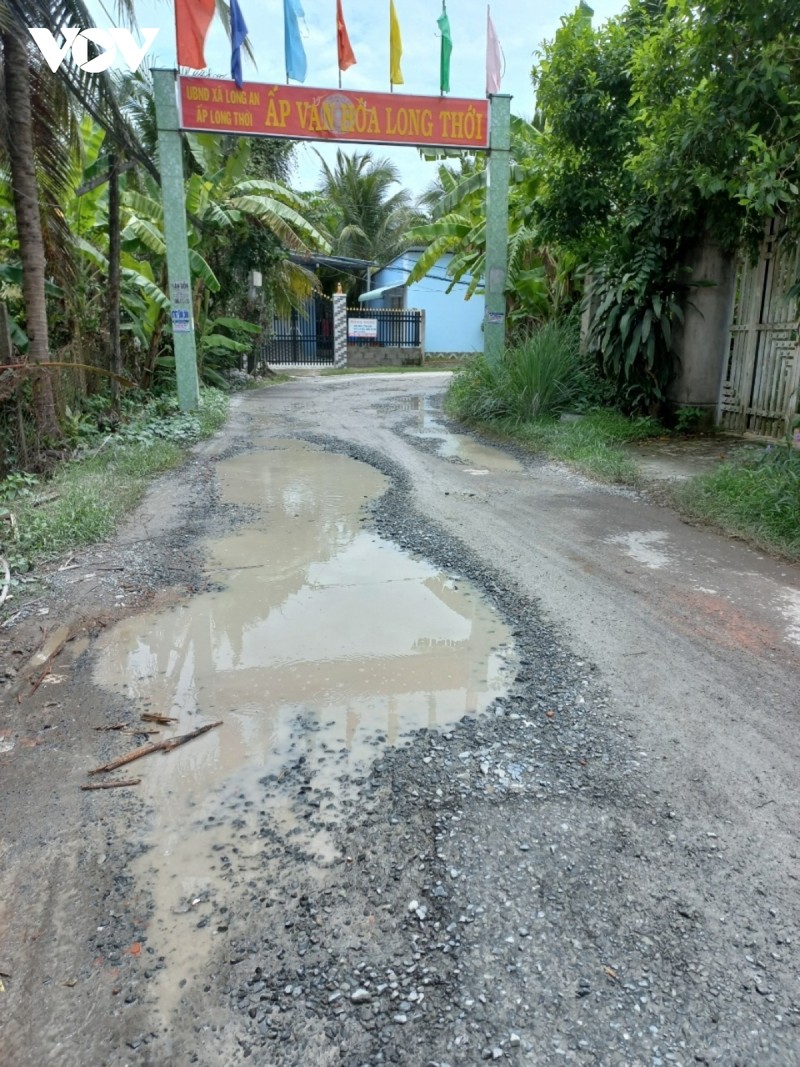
<box><xmin>389</xmin><ymin>0</ymin><xmax>404</xmax><ymax>85</ymax></box>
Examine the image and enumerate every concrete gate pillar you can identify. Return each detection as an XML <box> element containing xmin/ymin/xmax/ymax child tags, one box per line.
<box><xmin>333</xmin><ymin>289</ymin><xmax>348</xmax><ymax>368</ymax></box>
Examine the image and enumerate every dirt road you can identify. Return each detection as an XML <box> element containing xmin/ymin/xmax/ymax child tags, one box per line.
<box><xmin>2</xmin><ymin>373</ymin><xmax>799</xmax><ymax>1066</ymax></box>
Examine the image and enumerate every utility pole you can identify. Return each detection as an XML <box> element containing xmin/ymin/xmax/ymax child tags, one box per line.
<box><xmin>153</xmin><ymin>69</ymin><xmax>200</xmax><ymax>411</ymax></box>
<box><xmin>484</xmin><ymin>94</ymin><xmax>512</xmax><ymax>364</ymax></box>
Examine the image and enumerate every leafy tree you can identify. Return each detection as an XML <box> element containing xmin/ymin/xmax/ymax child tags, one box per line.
<box><xmin>530</xmin><ymin>0</ymin><xmax>800</xmax><ymax>411</ymax></box>
<box><xmin>628</xmin><ymin>0</ymin><xmax>800</xmax><ymax>250</ymax></box>
<box><xmin>0</xmin><ymin>0</ymin><xmax>156</xmax><ymax>442</ymax></box>
<box><xmin>113</xmin><ymin>134</ymin><xmax>330</xmax><ymax>386</ymax></box>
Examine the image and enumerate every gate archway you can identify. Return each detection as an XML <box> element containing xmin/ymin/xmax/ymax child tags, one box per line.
<box><xmin>152</xmin><ymin>69</ymin><xmax>510</xmax><ymax>409</ymax></box>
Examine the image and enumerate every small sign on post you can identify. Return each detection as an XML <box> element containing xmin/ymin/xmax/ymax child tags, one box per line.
<box><xmin>171</xmin><ymin>309</ymin><xmax>192</xmax><ymax>333</ymax></box>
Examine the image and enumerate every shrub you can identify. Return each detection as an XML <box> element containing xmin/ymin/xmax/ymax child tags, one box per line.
<box><xmin>448</xmin><ymin>318</ymin><xmax>586</xmax><ymax>424</ymax></box>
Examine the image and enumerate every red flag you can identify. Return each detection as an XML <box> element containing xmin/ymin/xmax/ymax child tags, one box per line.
<box><xmin>337</xmin><ymin>0</ymin><xmax>356</xmax><ymax>72</ymax></box>
<box><xmin>175</xmin><ymin>0</ymin><xmax>216</xmax><ymax>70</ymax></box>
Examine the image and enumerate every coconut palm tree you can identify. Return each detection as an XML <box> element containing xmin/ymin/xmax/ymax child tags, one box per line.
<box><xmin>315</xmin><ymin>149</ymin><xmax>422</xmax><ymax>271</ymax></box>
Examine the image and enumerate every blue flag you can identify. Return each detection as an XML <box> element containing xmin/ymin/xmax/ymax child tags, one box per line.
<box><xmin>284</xmin><ymin>0</ymin><xmax>307</xmax><ymax>83</ymax></box>
<box><xmin>230</xmin><ymin>0</ymin><xmax>248</xmax><ymax>87</ymax></box>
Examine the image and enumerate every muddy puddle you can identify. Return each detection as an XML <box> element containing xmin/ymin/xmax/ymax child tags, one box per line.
<box><xmin>402</xmin><ymin>396</ymin><xmax>523</xmax><ymax>472</ymax></box>
<box><xmin>93</xmin><ymin>438</ymin><xmax>514</xmax><ymax>1014</ymax></box>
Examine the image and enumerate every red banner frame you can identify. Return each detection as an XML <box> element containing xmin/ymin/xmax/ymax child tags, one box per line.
<box><xmin>179</xmin><ymin>76</ymin><xmax>489</xmax><ymax>150</ymax></box>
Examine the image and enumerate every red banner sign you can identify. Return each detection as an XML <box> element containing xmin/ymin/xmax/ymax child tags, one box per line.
<box><xmin>179</xmin><ymin>76</ymin><xmax>489</xmax><ymax>150</ymax></box>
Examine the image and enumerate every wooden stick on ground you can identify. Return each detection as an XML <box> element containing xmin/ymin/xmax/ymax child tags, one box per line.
<box><xmin>88</xmin><ymin>721</ymin><xmax>223</xmax><ymax>776</ymax></box>
<box><xmin>81</xmin><ymin>778</ymin><xmax>141</xmax><ymax>791</ymax></box>
<box><xmin>94</xmin><ymin>722</ymin><xmax>129</xmax><ymax>732</ymax></box>
<box><xmin>141</xmin><ymin>713</ymin><xmax>177</xmax><ymax>725</ymax></box>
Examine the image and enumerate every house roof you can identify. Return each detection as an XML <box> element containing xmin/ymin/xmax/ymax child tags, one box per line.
<box><xmin>358</xmin><ymin>284</ymin><xmax>405</xmax><ymax>303</ymax></box>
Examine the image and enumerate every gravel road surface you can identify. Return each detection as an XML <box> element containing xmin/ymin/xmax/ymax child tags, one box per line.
<box><xmin>1</xmin><ymin>373</ymin><xmax>798</xmax><ymax>1067</ymax></box>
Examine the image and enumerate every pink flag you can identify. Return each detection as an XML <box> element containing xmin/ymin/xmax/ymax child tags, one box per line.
<box><xmin>486</xmin><ymin>6</ymin><xmax>502</xmax><ymax>95</ymax></box>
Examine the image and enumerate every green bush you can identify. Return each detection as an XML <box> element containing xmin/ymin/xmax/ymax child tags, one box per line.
<box><xmin>448</xmin><ymin>318</ymin><xmax>588</xmax><ymax>424</ymax></box>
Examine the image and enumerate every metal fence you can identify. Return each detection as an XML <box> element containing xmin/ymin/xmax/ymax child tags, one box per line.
<box><xmin>259</xmin><ymin>303</ymin><xmax>334</xmax><ymax>365</ymax></box>
<box><xmin>347</xmin><ymin>308</ymin><xmax>422</xmax><ymax>348</ymax></box>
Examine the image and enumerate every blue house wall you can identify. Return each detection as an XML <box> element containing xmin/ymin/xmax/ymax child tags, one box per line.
<box><xmin>367</xmin><ymin>250</ymin><xmax>484</xmax><ymax>355</ymax></box>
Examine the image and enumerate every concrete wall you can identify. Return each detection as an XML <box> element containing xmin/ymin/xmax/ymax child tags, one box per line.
<box><xmin>369</xmin><ymin>251</ymin><xmax>484</xmax><ymax>355</ymax></box>
<box><xmin>346</xmin><ymin>346</ymin><xmax>423</xmax><ymax>368</ymax></box>
<box><xmin>671</xmin><ymin>238</ymin><xmax>737</xmax><ymax>416</ymax></box>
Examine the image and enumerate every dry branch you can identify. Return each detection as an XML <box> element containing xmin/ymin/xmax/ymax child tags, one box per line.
<box><xmin>88</xmin><ymin>720</ymin><xmax>223</xmax><ymax>776</ymax></box>
<box><xmin>81</xmin><ymin>778</ymin><xmax>141</xmax><ymax>791</ymax></box>
<box><xmin>141</xmin><ymin>713</ymin><xmax>177</xmax><ymax>725</ymax></box>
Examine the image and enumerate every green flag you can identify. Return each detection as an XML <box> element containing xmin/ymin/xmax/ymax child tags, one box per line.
<box><xmin>437</xmin><ymin>1</ymin><xmax>452</xmax><ymax>94</ymax></box>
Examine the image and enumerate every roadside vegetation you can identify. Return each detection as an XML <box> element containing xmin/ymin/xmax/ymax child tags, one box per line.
<box><xmin>447</xmin><ymin>331</ymin><xmax>800</xmax><ymax>560</ymax></box>
<box><xmin>673</xmin><ymin>444</ymin><xmax>800</xmax><ymax>561</ymax></box>
<box><xmin>426</xmin><ymin>0</ymin><xmax>800</xmax><ymax>560</ymax></box>
<box><xmin>445</xmin><ymin>321</ymin><xmax>663</xmax><ymax>486</ymax></box>
<box><xmin>0</xmin><ymin>389</ymin><xmax>227</xmax><ymax>592</ymax></box>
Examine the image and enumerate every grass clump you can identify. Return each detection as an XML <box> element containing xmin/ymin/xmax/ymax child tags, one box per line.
<box><xmin>513</xmin><ymin>410</ymin><xmax>663</xmax><ymax>484</ymax></box>
<box><xmin>446</xmin><ymin>319</ymin><xmax>663</xmax><ymax>484</ymax></box>
<box><xmin>674</xmin><ymin>443</ymin><xmax>800</xmax><ymax>559</ymax></box>
<box><xmin>448</xmin><ymin>319</ymin><xmax>586</xmax><ymax>424</ymax></box>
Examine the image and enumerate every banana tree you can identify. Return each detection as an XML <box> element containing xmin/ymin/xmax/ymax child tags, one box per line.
<box><xmin>118</xmin><ymin>134</ymin><xmax>331</xmax><ymax>384</ymax></box>
<box><xmin>405</xmin><ymin>117</ymin><xmax>575</xmax><ymax>329</ymax></box>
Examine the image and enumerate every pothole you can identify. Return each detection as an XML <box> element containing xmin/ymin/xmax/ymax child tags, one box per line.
<box><xmin>92</xmin><ymin>438</ymin><xmax>515</xmax><ymax>1015</ymax></box>
<box><xmin>403</xmin><ymin>397</ymin><xmax>523</xmax><ymax>471</ymax></box>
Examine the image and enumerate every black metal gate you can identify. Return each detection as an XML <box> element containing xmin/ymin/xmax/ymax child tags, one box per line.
<box><xmin>260</xmin><ymin>298</ymin><xmax>334</xmax><ymax>365</ymax></box>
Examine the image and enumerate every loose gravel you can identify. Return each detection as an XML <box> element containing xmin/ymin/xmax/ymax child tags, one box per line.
<box><xmin>4</xmin><ymin>397</ymin><xmax>798</xmax><ymax>1067</ymax></box>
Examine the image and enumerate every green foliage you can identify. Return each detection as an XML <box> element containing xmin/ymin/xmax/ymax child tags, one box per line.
<box><xmin>628</xmin><ymin>0</ymin><xmax>800</xmax><ymax>250</ymax></box>
<box><xmin>674</xmin><ymin>406</ymin><xmax>708</xmax><ymax>435</ymax></box>
<box><xmin>313</xmin><ymin>149</ymin><xmax>421</xmax><ymax>278</ymax></box>
<box><xmin>586</xmin><ymin>246</ymin><xmax>690</xmax><ymax>413</ymax></box>
<box><xmin>0</xmin><ymin>472</ymin><xmax>39</xmax><ymax>502</ymax></box>
<box><xmin>533</xmin><ymin>0</ymin><xmax>800</xmax><ymax>258</ymax></box>
<box><xmin>675</xmin><ymin>443</ymin><xmax>800</xmax><ymax>559</ymax></box>
<box><xmin>447</xmin><ymin>319</ymin><xmax>586</xmax><ymax>424</ymax></box>
<box><xmin>531</xmin><ymin>1</ymin><xmax>641</xmax><ymax>259</ymax></box>
<box><xmin>514</xmin><ymin>409</ymin><xmax>662</xmax><ymax>484</ymax></box>
<box><xmin>62</xmin><ymin>405</ymin><xmax>101</xmax><ymax>445</ymax></box>
<box><xmin>4</xmin><ymin>388</ymin><xmax>229</xmax><ymax>570</ymax></box>
<box><xmin>406</xmin><ymin>120</ymin><xmax>575</xmax><ymax>327</ymax></box>
<box><xmin>444</xmin><ymin>398</ymin><xmax>663</xmax><ymax>485</ymax></box>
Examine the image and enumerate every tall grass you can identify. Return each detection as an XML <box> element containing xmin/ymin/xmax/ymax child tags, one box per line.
<box><xmin>448</xmin><ymin>318</ymin><xmax>585</xmax><ymax>424</ymax></box>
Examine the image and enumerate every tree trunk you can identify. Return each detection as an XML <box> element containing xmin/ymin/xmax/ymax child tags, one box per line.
<box><xmin>107</xmin><ymin>152</ymin><xmax>122</xmax><ymax>401</ymax></box>
<box><xmin>2</xmin><ymin>29</ymin><xmax>61</xmax><ymax>440</ymax></box>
